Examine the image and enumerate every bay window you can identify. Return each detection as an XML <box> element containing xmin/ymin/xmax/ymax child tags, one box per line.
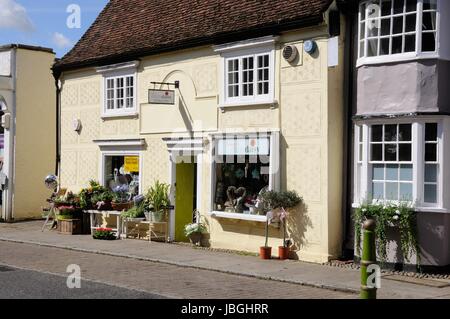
<box><xmin>355</xmin><ymin>120</ymin><xmax>442</xmax><ymax>208</ymax></box>
<box><xmin>358</xmin><ymin>0</ymin><xmax>439</xmax><ymax>64</ymax></box>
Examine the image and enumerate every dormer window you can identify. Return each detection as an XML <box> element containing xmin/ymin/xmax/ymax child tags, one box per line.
<box><xmin>358</xmin><ymin>0</ymin><xmax>438</xmax><ymax>65</ymax></box>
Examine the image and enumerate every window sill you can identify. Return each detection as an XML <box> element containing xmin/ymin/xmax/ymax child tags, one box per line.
<box><xmin>101</xmin><ymin>112</ymin><xmax>138</xmax><ymax>120</ymax></box>
<box><xmin>356</xmin><ymin>53</ymin><xmax>439</xmax><ymax>68</ymax></box>
<box><xmin>208</xmin><ymin>211</ymin><xmax>267</xmax><ymax>222</ymax></box>
<box><xmin>352</xmin><ymin>203</ymin><xmax>450</xmax><ymax>214</ymax></box>
<box><xmin>218</xmin><ymin>100</ymin><xmax>278</xmax><ymax>112</ymax></box>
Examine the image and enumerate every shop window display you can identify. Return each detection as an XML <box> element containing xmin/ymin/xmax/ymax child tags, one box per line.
<box><xmin>104</xmin><ymin>155</ymin><xmax>140</xmax><ymax>199</ymax></box>
<box><xmin>213</xmin><ymin>136</ymin><xmax>270</xmax><ymax>214</ymax></box>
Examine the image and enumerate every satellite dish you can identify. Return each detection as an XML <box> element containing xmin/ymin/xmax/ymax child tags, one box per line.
<box><xmin>44</xmin><ymin>175</ymin><xmax>58</xmax><ymax>190</ymax></box>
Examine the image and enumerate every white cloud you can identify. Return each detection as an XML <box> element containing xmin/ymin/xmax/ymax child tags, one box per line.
<box><xmin>52</xmin><ymin>32</ymin><xmax>72</xmax><ymax>49</ymax></box>
<box><xmin>0</xmin><ymin>0</ymin><xmax>34</xmax><ymax>32</ymax></box>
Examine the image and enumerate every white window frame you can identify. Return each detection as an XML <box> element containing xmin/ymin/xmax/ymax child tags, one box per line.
<box><xmin>354</xmin><ymin>118</ymin><xmax>444</xmax><ymax>211</ymax></box>
<box><xmin>357</xmin><ymin>0</ymin><xmax>440</xmax><ymax>67</ymax></box>
<box><xmin>208</xmin><ymin>131</ymin><xmax>280</xmax><ymax>222</ymax></box>
<box><xmin>214</xmin><ymin>36</ymin><xmax>277</xmax><ymax>108</ymax></box>
<box><xmin>100</xmin><ymin>150</ymin><xmax>143</xmax><ymax>195</ymax></box>
<box><xmin>97</xmin><ymin>61</ymin><xmax>139</xmax><ymax>118</ymax></box>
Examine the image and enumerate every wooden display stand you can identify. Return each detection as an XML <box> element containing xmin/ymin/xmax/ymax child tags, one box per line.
<box><xmin>58</xmin><ymin>219</ymin><xmax>83</xmax><ymax>235</ymax></box>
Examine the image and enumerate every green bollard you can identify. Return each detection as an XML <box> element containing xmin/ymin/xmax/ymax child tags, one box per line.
<box><xmin>360</xmin><ymin>218</ymin><xmax>377</xmax><ymax>299</ymax></box>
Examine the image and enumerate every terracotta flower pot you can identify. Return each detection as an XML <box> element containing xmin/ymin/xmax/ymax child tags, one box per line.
<box><xmin>259</xmin><ymin>246</ymin><xmax>272</xmax><ymax>260</ymax></box>
<box><xmin>278</xmin><ymin>246</ymin><xmax>290</xmax><ymax>260</ymax></box>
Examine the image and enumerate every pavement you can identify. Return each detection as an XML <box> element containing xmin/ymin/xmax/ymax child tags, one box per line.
<box><xmin>0</xmin><ymin>221</ymin><xmax>449</xmax><ymax>299</ymax></box>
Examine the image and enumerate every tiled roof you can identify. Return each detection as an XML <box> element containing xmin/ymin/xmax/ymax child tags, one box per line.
<box><xmin>55</xmin><ymin>0</ymin><xmax>333</xmax><ymax>72</ymax></box>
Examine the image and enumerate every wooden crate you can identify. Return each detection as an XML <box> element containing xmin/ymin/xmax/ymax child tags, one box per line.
<box><xmin>58</xmin><ymin>219</ymin><xmax>83</xmax><ymax>235</ymax></box>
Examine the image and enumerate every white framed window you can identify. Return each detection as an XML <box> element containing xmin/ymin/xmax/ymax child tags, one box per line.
<box><xmin>354</xmin><ymin>120</ymin><xmax>442</xmax><ymax>209</ymax></box>
<box><xmin>103</xmin><ymin>73</ymin><xmax>136</xmax><ymax>116</ymax></box>
<box><xmin>358</xmin><ymin>0</ymin><xmax>439</xmax><ymax>65</ymax></box>
<box><xmin>214</xmin><ymin>36</ymin><xmax>277</xmax><ymax>107</ymax></box>
<box><xmin>208</xmin><ymin>131</ymin><xmax>280</xmax><ymax>222</ymax></box>
<box><xmin>96</xmin><ymin>61</ymin><xmax>139</xmax><ymax>118</ymax></box>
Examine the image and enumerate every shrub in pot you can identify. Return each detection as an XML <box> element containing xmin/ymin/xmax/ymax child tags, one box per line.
<box><xmin>79</xmin><ymin>180</ymin><xmax>110</xmax><ymax>210</ymax></box>
<box><xmin>144</xmin><ymin>181</ymin><xmax>170</xmax><ymax>222</ymax></box>
<box><xmin>93</xmin><ymin>228</ymin><xmax>116</xmax><ymax>240</ymax></box>
<box><xmin>184</xmin><ymin>222</ymin><xmax>207</xmax><ymax>246</ymax></box>
<box><xmin>260</xmin><ymin>190</ymin><xmax>303</xmax><ymax>260</ymax></box>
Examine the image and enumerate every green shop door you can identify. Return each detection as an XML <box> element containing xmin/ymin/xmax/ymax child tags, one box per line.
<box><xmin>175</xmin><ymin>161</ymin><xmax>196</xmax><ymax>242</ymax></box>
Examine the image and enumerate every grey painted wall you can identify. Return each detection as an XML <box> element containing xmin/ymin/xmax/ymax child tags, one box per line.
<box><xmin>356</xmin><ymin>60</ymin><xmax>450</xmax><ymax>116</ymax></box>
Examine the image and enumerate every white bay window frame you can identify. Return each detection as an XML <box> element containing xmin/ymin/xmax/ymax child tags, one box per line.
<box><xmin>357</xmin><ymin>0</ymin><xmax>440</xmax><ymax>66</ymax></box>
<box><xmin>354</xmin><ymin>118</ymin><xmax>445</xmax><ymax>211</ymax></box>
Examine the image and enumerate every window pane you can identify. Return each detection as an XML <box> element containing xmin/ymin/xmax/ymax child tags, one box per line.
<box><xmin>422</xmin><ymin>12</ymin><xmax>437</xmax><ymax>31</ymax></box>
<box><xmin>373</xmin><ymin>182</ymin><xmax>384</xmax><ymax>199</ymax></box>
<box><xmin>372</xmin><ymin>144</ymin><xmax>383</xmax><ymax>161</ymax></box>
<box><xmin>425</xmin><ymin>123</ymin><xmax>438</xmax><ymax>141</ymax></box>
<box><xmin>372</xmin><ymin>125</ymin><xmax>383</xmax><ymax>142</ymax></box>
<box><xmin>360</xmin><ymin>23</ymin><xmax>366</xmax><ymax>40</ymax></box>
<box><xmin>399</xmin><ymin>124</ymin><xmax>412</xmax><ymax>141</ymax></box>
<box><xmin>373</xmin><ymin>164</ymin><xmax>385</xmax><ymax>180</ymax></box>
<box><xmin>385</xmin><ymin>124</ymin><xmax>398</xmax><ymax>141</ymax></box>
<box><xmin>385</xmin><ymin>144</ymin><xmax>397</xmax><ymax>161</ymax></box>
<box><xmin>405</xmin><ymin>0</ymin><xmax>416</xmax><ymax>12</ymax></box>
<box><xmin>359</xmin><ymin>41</ymin><xmax>365</xmax><ymax>57</ymax></box>
<box><xmin>361</xmin><ymin>2</ymin><xmax>367</xmax><ymax>20</ymax></box>
<box><xmin>392</xmin><ymin>36</ymin><xmax>402</xmax><ymax>54</ymax></box>
<box><xmin>393</xmin><ymin>16</ymin><xmax>403</xmax><ymax>34</ymax></box>
<box><xmin>367</xmin><ymin>39</ymin><xmax>379</xmax><ymax>57</ymax></box>
<box><xmin>381</xmin><ymin>0</ymin><xmax>392</xmax><ymax>16</ymax></box>
<box><xmin>399</xmin><ymin>144</ymin><xmax>412</xmax><ymax>161</ymax></box>
<box><xmin>380</xmin><ymin>38</ymin><xmax>390</xmax><ymax>55</ymax></box>
<box><xmin>386</xmin><ymin>182</ymin><xmax>399</xmax><ymax>200</ymax></box>
<box><xmin>400</xmin><ymin>183</ymin><xmax>413</xmax><ymax>200</ymax></box>
<box><xmin>423</xmin><ymin>0</ymin><xmax>437</xmax><ymax>11</ymax></box>
<box><xmin>367</xmin><ymin>20</ymin><xmax>380</xmax><ymax>37</ymax></box>
<box><xmin>394</xmin><ymin>0</ymin><xmax>405</xmax><ymax>14</ymax></box>
<box><xmin>404</xmin><ymin>34</ymin><xmax>415</xmax><ymax>52</ymax></box>
<box><xmin>386</xmin><ymin>164</ymin><xmax>398</xmax><ymax>180</ymax></box>
<box><xmin>425</xmin><ymin>143</ymin><xmax>437</xmax><ymax>162</ymax></box>
<box><xmin>381</xmin><ymin>18</ymin><xmax>391</xmax><ymax>36</ymax></box>
<box><xmin>425</xmin><ymin>164</ymin><xmax>437</xmax><ymax>183</ymax></box>
<box><xmin>405</xmin><ymin>14</ymin><xmax>416</xmax><ymax>32</ymax></box>
<box><xmin>400</xmin><ymin>164</ymin><xmax>413</xmax><ymax>181</ymax></box>
<box><xmin>422</xmin><ymin>32</ymin><xmax>436</xmax><ymax>52</ymax></box>
<box><xmin>424</xmin><ymin>184</ymin><xmax>437</xmax><ymax>203</ymax></box>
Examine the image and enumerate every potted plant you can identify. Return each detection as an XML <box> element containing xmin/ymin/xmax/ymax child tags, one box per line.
<box><xmin>56</xmin><ymin>205</ymin><xmax>83</xmax><ymax>235</ymax></box>
<box><xmin>111</xmin><ymin>184</ymin><xmax>133</xmax><ymax>211</ymax></box>
<box><xmin>91</xmin><ymin>190</ymin><xmax>113</xmax><ymax>211</ymax></box>
<box><xmin>260</xmin><ymin>211</ymin><xmax>273</xmax><ymax>259</ymax></box>
<box><xmin>121</xmin><ymin>203</ymin><xmax>146</xmax><ymax>220</ymax></box>
<box><xmin>260</xmin><ymin>190</ymin><xmax>303</xmax><ymax>260</ymax></box>
<box><xmin>184</xmin><ymin>222</ymin><xmax>207</xmax><ymax>246</ymax></box>
<box><xmin>92</xmin><ymin>228</ymin><xmax>116</xmax><ymax>240</ymax></box>
<box><xmin>144</xmin><ymin>180</ymin><xmax>170</xmax><ymax>222</ymax></box>
<box><xmin>353</xmin><ymin>201</ymin><xmax>420</xmax><ymax>266</ymax></box>
<box><xmin>79</xmin><ymin>180</ymin><xmax>110</xmax><ymax>210</ymax></box>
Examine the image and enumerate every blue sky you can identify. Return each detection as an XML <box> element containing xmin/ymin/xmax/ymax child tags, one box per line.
<box><xmin>0</xmin><ymin>0</ymin><xmax>109</xmax><ymax>57</ymax></box>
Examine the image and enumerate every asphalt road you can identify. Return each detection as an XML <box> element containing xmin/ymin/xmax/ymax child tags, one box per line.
<box><xmin>0</xmin><ymin>265</ymin><xmax>163</xmax><ymax>299</ymax></box>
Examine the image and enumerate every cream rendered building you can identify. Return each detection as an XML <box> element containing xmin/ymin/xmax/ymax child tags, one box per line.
<box><xmin>54</xmin><ymin>0</ymin><xmax>346</xmax><ymax>262</ymax></box>
<box><xmin>0</xmin><ymin>44</ymin><xmax>56</xmax><ymax>221</ymax></box>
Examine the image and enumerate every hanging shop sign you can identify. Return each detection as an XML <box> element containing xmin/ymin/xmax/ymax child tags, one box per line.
<box><xmin>148</xmin><ymin>89</ymin><xmax>175</xmax><ymax>105</ymax></box>
<box><xmin>217</xmin><ymin>137</ymin><xmax>270</xmax><ymax>156</ymax></box>
<box><xmin>124</xmin><ymin>156</ymin><xmax>139</xmax><ymax>172</ymax></box>
<box><xmin>148</xmin><ymin>81</ymin><xmax>180</xmax><ymax>105</ymax></box>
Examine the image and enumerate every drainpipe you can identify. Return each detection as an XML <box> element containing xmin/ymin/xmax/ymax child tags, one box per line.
<box><xmin>52</xmin><ymin>67</ymin><xmax>61</xmax><ymax>180</ymax></box>
<box><xmin>338</xmin><ymin>0</ymin><xmax>357</xmax><ymax>259</ymax></box>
